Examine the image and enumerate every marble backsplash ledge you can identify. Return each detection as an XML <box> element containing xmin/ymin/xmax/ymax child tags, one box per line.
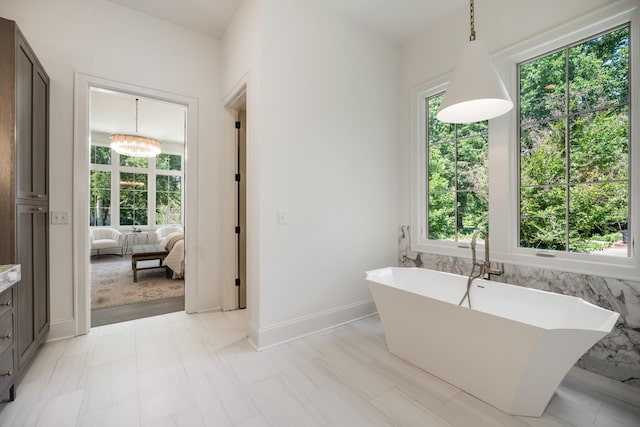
<box><xmin>398</xmin><ymin>225</ymin><xmax>640</xmax><ymax>388</ymax></box>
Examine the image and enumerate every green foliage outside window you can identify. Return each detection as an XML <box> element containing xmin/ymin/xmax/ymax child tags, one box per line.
<box><xmin>120</xmin><ymin>172</ymin><xmax>148</xmax><ymax>226</ymax></box>
<box><xmin>90</xmin><ymin>146</ymin><xmax>111</xmax><ymax>165</ymax></box>
<box><xmin>427</xmin><ymin>94</ymin><xmax>489</xmax><ymax>241</ymax></box>
<box><xmin>156</xmin><ymin>175</ymin><xmax>182</xmax><ymax>225</ymax></box>
<box><xmin>90</xmin><ymin>170</ymin><xmax>111</xmax><ymax>226</ymax></box>
<box><xmin>120</xmin><ymin>154</ymin><xmax>148</xmax><ymax>168</ymax></box>
<box><xmin>519</xmin><ymin>26</ymin><xmax>629</xmax><ymax>254</ymax></box>
<box><xmin>156</xmin><ymin>153</ymin><xmax>182</xmax><ymax>171</ymax></box>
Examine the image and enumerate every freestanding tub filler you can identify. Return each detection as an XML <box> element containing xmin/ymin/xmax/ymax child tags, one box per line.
<box><xmin>365</xmin><ymin>267</ymin><xmax>619</xmax><ymax>417</ymax></box>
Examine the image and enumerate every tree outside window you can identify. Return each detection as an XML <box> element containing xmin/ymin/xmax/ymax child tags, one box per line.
<box><xmin>519</xmin><ymin>26</ymin><xmax>629</xmax><ymax>254</ymax></box>
<box><xmin>156</xmin><ymin>175</ymin><xmax>182</xmax><ymax>225</ymax></box>
<box><xmin>427</xmin><ymin>93</ymin><xmax>489</xmax><ymax>241</ymax></box>
<box><xmin>156</xmin><ymin>153</ymin><xmax>182</xmax><ymax>171</ymax></box>
<box><xmin>90</xmin><ymin>170</ymin><xmax>111</xmax><ymax>226</ymax></box>
<box><xmin>120</xmin><ymin>172</ymin><xmax>148</xmax><ymax>226</ymax></box>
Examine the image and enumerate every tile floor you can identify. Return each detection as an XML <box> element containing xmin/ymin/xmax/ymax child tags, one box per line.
<box><xmin>0</xmin><ymin>311</ymin><xmax>639</xmax><ymax>427</ymax></box>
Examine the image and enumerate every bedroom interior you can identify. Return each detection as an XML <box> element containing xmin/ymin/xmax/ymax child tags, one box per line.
<box><xmin>88</xmin><ymin>88</ymin><xmax>187</xmax><ymax>325</ymax></box>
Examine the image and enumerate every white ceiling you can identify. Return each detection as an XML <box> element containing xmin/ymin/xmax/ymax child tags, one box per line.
<box><xmin>108</xmin><ymin>0</ymin><xmax>466</xmax><ymax>42</ymax></box>
<box><xmin>90</xmin><ymin>89</ymin><xmax>186</xmax><ymax>145</ymax></box>
<box><xmin>108</xmin><ymin>0</ymin><xmax>242</xmax><ymax>38</ymax></box>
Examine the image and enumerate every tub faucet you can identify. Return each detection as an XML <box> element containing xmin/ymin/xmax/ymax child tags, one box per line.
<box><xmin>470</xmin><ymin>230</ymin><xmax>504</xmax><ymax>280</ymax></box>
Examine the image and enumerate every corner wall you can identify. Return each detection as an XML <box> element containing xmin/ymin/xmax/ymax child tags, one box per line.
<box><xmin>254</xmin><ymin>0</ymin><xmax>398</xmax><ymax>347</ymax></box>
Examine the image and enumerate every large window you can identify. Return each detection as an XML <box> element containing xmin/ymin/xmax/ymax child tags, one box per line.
<box><xmin>89</xmin><ymin>146</ymin><xmax>112</xmax><ymax>226</ymax></box>
<box><xmin>426</xmin><ymin>93</ymin><xmax>489</xmax><ymax>242</ymax></box>
<box><xmin>155</xmin><ymin>154</ymin><xmax>182</xmax><ymax>225</ymax></box>
<box><xmin>518</xmin><ymin>26</ymin><xmax>630</xmax><ymax>255</ymax></box>
<box><xmin>89</xmin><ymin>145</ymin><xmax>183</xmax><ymax>227</ymax></box>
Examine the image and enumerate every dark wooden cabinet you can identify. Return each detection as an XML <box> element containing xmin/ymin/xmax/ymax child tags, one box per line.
<box><xmin>16</xmin><ymin>206</ymin><xmax>49</xmax><ymax>370</ymax></box>
<box><xmin>0</xmin><ymin>285</ymin><xmax>15</xmax><ymax>402</ymax></box>
<box><xmin>0</xmin><ymin>16</ymin><xmax>50</xmax><ymax>390</ymax></box>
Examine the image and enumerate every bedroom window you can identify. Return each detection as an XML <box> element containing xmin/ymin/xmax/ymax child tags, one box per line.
<box><xmin>89</xmin><ymin>144</ymin><xmax>183</xmax><ymax>227</ymax></box>
<box><xmin>426</xmin><ymin>92</ymin><xmax>489</xmax><ymax>242</ymax></box>
<box><xmin>89</xmin><ymin>170</ymin><xmax>111</xmax><ymax>226</ymax></box>
<box><xmin>518</xmin><ymin>25</ymin><xmax>630</xmax><ymax>256</ymax></box>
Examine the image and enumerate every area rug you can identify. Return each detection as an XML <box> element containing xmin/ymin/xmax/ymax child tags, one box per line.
<box><xmin>91</xmin><ymin>260</ymin><xmax>184</xmax><ymax>310</ymax></box>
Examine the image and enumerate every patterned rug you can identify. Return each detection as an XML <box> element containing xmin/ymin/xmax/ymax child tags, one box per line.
<box><xmin>91</xmin><ymin>259</ymin><xmax>184</xmax><ymax>310</ymax></box>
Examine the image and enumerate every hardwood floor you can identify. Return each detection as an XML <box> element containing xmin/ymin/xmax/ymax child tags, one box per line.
<box><xmin>91</xmin><ymin>296</ymin><xmax>185</xmax><ymax>327</ymax></box>
<box><xmin>1</xmin><ymin>311</ymin><xmax>638</xmax><ymax>426</ymax></box>
<box><xmin>90</xmin><ymin>254</ymin><xmax>184</xmax><ymax>326</ymax></box>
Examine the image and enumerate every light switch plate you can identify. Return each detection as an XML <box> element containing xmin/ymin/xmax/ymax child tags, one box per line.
<box><xmin>277</xmin><ymin>209</ymin><xmax>288</xmax><ymax>225</ymax></box>
<box><xmin>51</xmin><ymin>211</ymin><xmax>70</xmax><ymax>224</ymax></box>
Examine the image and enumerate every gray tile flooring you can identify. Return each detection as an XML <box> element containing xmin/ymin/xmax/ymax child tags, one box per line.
<box><xmin>0</xmin><ymin>311</ymin><xmax>638</xmax><ymax>426</ymax></box>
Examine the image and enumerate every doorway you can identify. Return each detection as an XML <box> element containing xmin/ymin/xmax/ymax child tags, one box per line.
<box><xmin>88</xmin><ymin>88</ymin><xmax>187</xmax><ymax>326</ymax></box>
<box><xmin>222</xmin><ymin>85</ymin><xmax>248</xmax><ymax>312</ymax></box>
<box><xmin>73</xmin><ymin>73</ymin><xmax>200</xmax><ymax>335</ymax></box>
<box><xmin>236</xmin><ymin>108</ymin><xmax>247</xmax><ymax>309</ymax></box>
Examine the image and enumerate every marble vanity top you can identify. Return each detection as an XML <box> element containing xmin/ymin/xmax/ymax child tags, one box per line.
<box><xmin>0</xmin><ymin>264</ymin><xmax>20</xmax><ymax>294</ymax></box>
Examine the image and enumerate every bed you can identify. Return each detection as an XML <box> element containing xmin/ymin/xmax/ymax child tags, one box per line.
<box><xmin>161</xmin><ymin>232</ymin><xmax>185</xmax><ymax>279</ymax></box>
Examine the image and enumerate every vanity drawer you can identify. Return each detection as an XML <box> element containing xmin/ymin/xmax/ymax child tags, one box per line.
<box><xmin>0</xmin><ymin>346</ymin><xmax>13</xmax><ymax>394</ymax></box>
<box><xmin>0</xmin><ymin>312</ymin><xmax>13</xmax><ymax>356</ymax></box>
<box><xmin>0</xmin><ymin>287</ymin><xmax>12</xmax><ymax>319</ymax></box>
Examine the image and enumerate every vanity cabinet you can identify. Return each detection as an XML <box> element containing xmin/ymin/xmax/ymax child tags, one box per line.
<box><xmin>0</xmin><ymin>17</ymin><xmax>50</xmax><ymax>385</ymax></box>
<box><xmin>0</xmin><ymin>286</ymin><xmax>15</xmax><ymax>402</ymax></box>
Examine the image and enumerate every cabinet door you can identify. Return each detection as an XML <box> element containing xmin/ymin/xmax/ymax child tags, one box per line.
<box><xmin>15</xmin><ymin>204</ymin><xmax>49</xmax><ymax>370</ymax></box>
<box><xmin>16</xmin><ymin>35</ymin><xmax>48</xmax><ymax>203</ymax></box>
<box><xmin>32</xmin><ymin>66</ymin><xmax>48</xmax><ymax>201</ymax></box>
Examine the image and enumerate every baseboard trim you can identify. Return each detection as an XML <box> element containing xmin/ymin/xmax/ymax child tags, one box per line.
<box><xmin>48</xmin><ymin>318</ymin><xmax>78</xmax><ymax>341</ymax></box>
<box><xmin>566</xmin><ymin>366</ymin><xmax>640</xmax><ymax>407</ymax></box>
<box><xmin>254</xmin><ymin>299</ymin><xmax>377</xmax><ymax>350</ymax></box>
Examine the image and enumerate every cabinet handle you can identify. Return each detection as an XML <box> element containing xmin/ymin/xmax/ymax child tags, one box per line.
<box><xmin>32</xmin><ymin>194</ymin><xmax>44</xmax><ymax>199</ymax></box>
<box><xmin>0</xmin><ymin>333</ymin><xmax>11</xmax><ymax>340</ymax></box>
<box><xmin>33</xmin><ymin>207</ymin><xmax>44</xmax><ymax>212</ymax></box>
<box><xmin>0</xmin><ymin>370</ymin><xmax>11</xmax><ymax>377</ymax></box>
<box><xmin>0</xmin><ymin>300</ymin><xmax>11</xmax><ymax>307</ymax></box>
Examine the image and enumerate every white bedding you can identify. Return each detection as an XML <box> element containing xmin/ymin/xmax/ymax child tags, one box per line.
<box><xmin>163</xmin><ymin>236</ymin><xmax>184</xmax><ymax>279</ymax></box>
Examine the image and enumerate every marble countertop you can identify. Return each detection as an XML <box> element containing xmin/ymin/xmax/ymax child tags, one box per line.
<box><xmin>0</xmin><ymin>264</ymin><xmax>20</xmax><ymax>294</ymax></box>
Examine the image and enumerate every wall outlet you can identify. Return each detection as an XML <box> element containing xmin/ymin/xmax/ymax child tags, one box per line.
<box><xmin>51</xmin><ymin>211</ymin><xmax>70</xmax><ymax>224</ymax></box>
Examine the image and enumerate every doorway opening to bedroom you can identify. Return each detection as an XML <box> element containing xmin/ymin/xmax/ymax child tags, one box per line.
<box><xmin>88</xmin><ymin>87</ymin><xmax>186</xmax><ymax>326</ymax></box>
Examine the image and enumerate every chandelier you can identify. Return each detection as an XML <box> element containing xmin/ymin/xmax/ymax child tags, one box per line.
<box><xmin>110</xmin><ymin>98</ymin><xmax>161</xmax><ymax>157</ymax></box>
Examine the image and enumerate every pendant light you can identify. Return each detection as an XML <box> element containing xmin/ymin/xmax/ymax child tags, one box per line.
<box><xmin>110</xmin><ymin>98</ymin><xmax>161</xmax><ymax>157</ymax></box>
<box><xmin>437</xmin><ymin>0</ymin><xmax>513</xmax><ymax>123</ymax></box>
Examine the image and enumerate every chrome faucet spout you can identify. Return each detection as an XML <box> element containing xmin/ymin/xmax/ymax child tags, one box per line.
<box><xmin>470</xmin><ymin>229</ymin><xmax>503</xmax><ymax>279</ymax></box>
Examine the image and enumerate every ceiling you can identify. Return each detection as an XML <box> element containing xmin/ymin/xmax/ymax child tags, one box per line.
<box><xmin>108</xmin><ymin>0</ymin><xmax>466</xmax><ymax>42</ymax></box>
<box><xmin>90</xmin><ymin>89</ymin><xmax>186</xmax><ymax>145</ymax></box>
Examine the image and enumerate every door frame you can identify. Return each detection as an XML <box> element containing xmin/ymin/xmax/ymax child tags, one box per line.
<box><xmin>73</xmin><ymin>73</ymin><xmax>199</xmax><ymax>335</ymax></box>
<box><xmin>222</xmin><ymin>81</ymin><xmax>247</xmax><ymax>311</ymax></box>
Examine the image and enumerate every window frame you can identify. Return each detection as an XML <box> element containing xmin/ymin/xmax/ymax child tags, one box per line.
<box><xmin>89</xmin><ymin>134</ymin><xmax>184</xmax><ymax>228</ymax></box>
<box><xmin>411</xmin><ymin>80</ymin><xmax>489</xmax><ymax>257</ymax></box>
<box><xmin>411</xmin><ymin>3</ymin><xmax>640</xmax><ymax>280</ymax></box>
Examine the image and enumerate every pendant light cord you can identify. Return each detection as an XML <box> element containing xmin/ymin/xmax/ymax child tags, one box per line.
<box><xmin>135</xmin><ymin>98</ymin><xmax>139</xmax><ymax>133</ymax></box>
<box><xmin>469</xmin><ymin>0</ymin><xmax>476</xmax><ymax>41</ymax></box>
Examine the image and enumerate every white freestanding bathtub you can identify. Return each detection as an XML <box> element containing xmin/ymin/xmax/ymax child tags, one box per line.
<box><xmin>365</xmin><ymin>267</ymin><xmax>619</xmax><ymax>417</ymax></box>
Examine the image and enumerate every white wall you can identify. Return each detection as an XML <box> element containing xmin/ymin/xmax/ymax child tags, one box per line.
<box><xmin>221</xmin><ymin>0</ymin><xmax>262</xmax><ymax>336</ymax></box>
<box><xmin>0</xmin><ymin>0</ymin><xmax>224</xmax><ymax>338</ymax></box>
<box><xmin>255</xmin><ymin>0</ymin><xmax>398</xmax><ymax>347</ymax></box>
